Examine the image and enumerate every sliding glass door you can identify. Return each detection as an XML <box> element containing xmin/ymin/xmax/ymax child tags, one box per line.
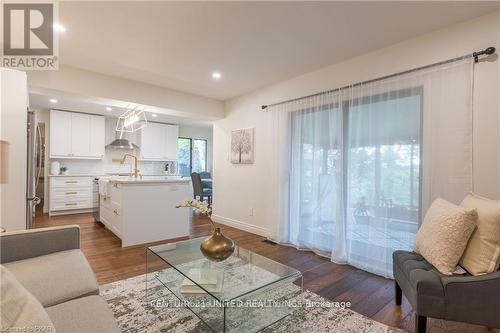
<box><xmin>289</xmin><ymin>89</ymin><xmax>421</xmax><ymax>276</ymax></box>
<box><xmin>289</xmin><ymin>106</ymin><xmax>342</xmax><ymax>253</ymax></box>
<box><xmin>346</xmin><ymin>92</ymin><xmax>421</xmax><ymax>275</ymax></box>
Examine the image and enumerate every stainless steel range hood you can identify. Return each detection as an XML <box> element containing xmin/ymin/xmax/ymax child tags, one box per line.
<box><xmin>105</xmin><ymin>121</ymin><xmax>139</xmax><ymax>150</ymax></box>
<box><xmin>106</xmin><ymin>138</ymin><xmax>138</xmax><ymax>150</ymax></box>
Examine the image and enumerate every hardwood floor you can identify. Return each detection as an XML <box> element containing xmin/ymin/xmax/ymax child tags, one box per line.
<box><xmin>34</xmin><ymin>211</ymin><xmax>498</xmax><ymax>333</ymax></box>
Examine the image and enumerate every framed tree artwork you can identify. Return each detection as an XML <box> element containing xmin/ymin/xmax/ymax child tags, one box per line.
<box><xmin>231</xmin><ymin>128</ymin><xmax>254</xmax><ymax>164</ymax></box>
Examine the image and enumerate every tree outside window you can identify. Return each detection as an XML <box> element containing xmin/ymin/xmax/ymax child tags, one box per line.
<box><xmin>177</xmin><ymin>137</ymin><xmax>207</xmax><ymax>176</ymax></box>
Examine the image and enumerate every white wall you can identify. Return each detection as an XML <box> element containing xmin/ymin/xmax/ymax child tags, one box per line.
<box><xmin>0</xmin><ymin>69</ymin><xmax>28</xmax><ymax>231</ymax></box>
<box><xmin>213</xmin><ymin>11</ymin><xmax>500</xmax><ymax>236</ymax></box>
<box><xmin>179</xmin><ymin>125</ymin><xmax>214</xmax><ymax>172</ymax></box>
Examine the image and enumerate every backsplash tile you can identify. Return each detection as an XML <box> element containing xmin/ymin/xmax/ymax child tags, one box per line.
<box><xmin>53</xmin><ymin>150</ymin><xmax>176</xmax><ymax>176</ymax></box>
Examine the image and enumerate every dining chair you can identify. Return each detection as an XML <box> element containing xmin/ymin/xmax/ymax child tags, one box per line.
<box><xmin>199</xmin><ymin>171</ymin><xmax>211</xmax><ymax>179</ymax></box>
<box><xmin>191</xmin><ymin>172</ymin><xmax>212</xmax><ymax>205</ymax></box>
<box><xmin>199</xmin><ymin>171</ymin><xmax>212</xmax><ymax>189</ymax></box>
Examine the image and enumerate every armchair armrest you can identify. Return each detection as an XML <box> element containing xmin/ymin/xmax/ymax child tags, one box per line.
<box><xmin>442</xmin><ymin>269</ymin><xmax>500</xmax><ymax>287</ymax></box>
<box><xmin>441</xmin><ymin>270</ymin><xmax>500</xmax><ymax>327</ymax></box>
<box><xmin>0</xmin><ymin>225</ymin><xmax>80</xmax><ymax>264</ymax></box>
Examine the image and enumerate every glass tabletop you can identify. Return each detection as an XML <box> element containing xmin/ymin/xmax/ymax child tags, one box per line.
<box><xmin>148</xmin><ymin>237</ymin><xmax>302</xmax><ymax>302</ymax></box>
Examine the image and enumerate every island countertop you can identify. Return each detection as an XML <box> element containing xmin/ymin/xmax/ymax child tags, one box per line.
<box><xmin>106</xmin><ymin>177</ymin><xmax>191</xmax><ymax>184</ymax></box>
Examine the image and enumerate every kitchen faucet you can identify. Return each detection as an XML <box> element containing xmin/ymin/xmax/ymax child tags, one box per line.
<box><xmin>120</xmin><ymin>153</ymin><xmax>141</xmax><ymax>179</ymax></box>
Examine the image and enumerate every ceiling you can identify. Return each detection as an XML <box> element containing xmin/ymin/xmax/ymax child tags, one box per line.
<box><xmin>57</xmin><ymin>1</ymin><xmax>499</xmax><ymax>100</ymax></box>
<box><xmin>29</xmin><ymin>91</ymin><xmax>214</xmax><ymax>128</ymax></box>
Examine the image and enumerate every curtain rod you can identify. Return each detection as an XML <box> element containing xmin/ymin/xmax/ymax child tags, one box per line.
<box><xmin>261</xmin><ymin>46</ymin><xmax>495</xmax><ymax>110</ymax></box>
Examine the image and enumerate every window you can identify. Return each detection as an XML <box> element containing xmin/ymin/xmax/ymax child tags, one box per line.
<box><xmin>177</xmin><ymin>137</ymin><xmax>208</xmax><ymax>176</ymax></box>
<box><xmin>178</xmin><ymin>138</ymin><xmax>191</xmax><ymax>177</ymax></box>
<box><xmin>192</xmin><ymin>139</ymin><xmax>207</xmax><ymax>173</ymax></box>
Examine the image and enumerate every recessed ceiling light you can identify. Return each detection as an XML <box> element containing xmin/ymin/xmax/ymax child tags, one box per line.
<box><xmin>53</xmin><ymin>23</ymin><xmax>66</xmax><ymax>32</ymax></box>
<box><xmin>49</xmin><ymin>98</ymin><xmax>58</xmax><ymax>104</ymax></box>
<box><xmin>151</xmin><ymin>113</ymin><xmax>158</xmax><ymax>118</ymax></box>
<box><xmin>212</xmin><ymin>72</ymin><xmax>221</xmax><ymax>80</ymax></box>
<box><xmin>106</xmin><ymin>107</ymin><xmax>112</xmax><ymax>111</ymax></box>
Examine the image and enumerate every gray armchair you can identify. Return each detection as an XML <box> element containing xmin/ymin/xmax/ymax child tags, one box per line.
<box><xmin>393</xmin><ymin>250</ymin><xmax>500</xmax><ymax>333</ymax></box>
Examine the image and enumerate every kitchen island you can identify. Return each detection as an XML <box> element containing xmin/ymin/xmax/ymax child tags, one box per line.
<box><xmin>99</xmin><ymin>177</ymin><xmax>191</xmax><ymax>247</ymax></box>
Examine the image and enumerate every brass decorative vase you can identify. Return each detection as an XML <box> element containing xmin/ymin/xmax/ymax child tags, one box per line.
<box><xmin>200</xmin><ymin>227</ymin><xmax>235</xmax><ymax>262</ymax></box>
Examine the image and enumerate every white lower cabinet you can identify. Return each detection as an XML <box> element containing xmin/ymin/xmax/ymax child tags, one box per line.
<box><xmin>100</xmin><ymin>183</ymin><xmax>122</xmax><ymax>238</ymax></box>
<box><xmin>49</xmin><ymin>177</ymin><xmax>93</xmax><ymax>215</ymax></box>
<box><xmin>99</xmin><ymin>180</ymin><xmax>190</xmax><ymax>247</ymax></box>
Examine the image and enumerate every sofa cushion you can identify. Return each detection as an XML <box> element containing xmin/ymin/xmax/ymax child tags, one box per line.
<box><xmin>414</xmin><ymin>198</ymin><xmax>477</xmax><ymax>275</ymax></box>
<box><xmin>46</xmin><ymin>295</ymin><xmax>120</xmax><ymax>333</ymax></box>
<box><xmin>4</xmin><ymin>249</ymin><xmax>99</xmax><ymax>307</ymax></box>
<box><xmin>0</xmin><ymin>266</ymin><xmax>56</xmax><ymax>331</ymax></box>
<box><xmin>460</xmin><ymin>193</ymin><xmax>500</xmax><ymax>275</ymax></box>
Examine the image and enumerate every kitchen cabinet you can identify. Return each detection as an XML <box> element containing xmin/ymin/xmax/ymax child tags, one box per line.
<box><xmin>89</xmin><ymin>115</ymin><xmax>105</xmax><ymax>157</ymax></box>
<box><xmin>49</xmin><ymin>110</ymin><xmax>72</xmax><ymax>157</ymax></box>
<box><xmin>100</xmin><ymin>178</ymin><xmax>190</xmax><ymax>247</ymax></box>
<box><xmin>100</xmin><ymin>182</ymin><xmax>122</xmax><ymax>237</ymax></box>
<box><xmin>139</xmin><ymin>122</ymin><xmax>179</xmax><ymax>161</ymax></box>
<box><xmin>50</xmin><ymin>110</ymin><xmax>105</xmax><ymax>159</ymax></box>
<box><xmin>164</xmin><ymin>124</ymin><xmax>179</xmax><ymax>160</ymax></box>
<box><xmin>49</xmin><ymin>176</ymin><xmax>93</xmax><ymax>215</ymax></box>
<box><xmin>70</xmin><ymin>113</ymin><xmax>91</xmax><ymax>156</ymax></box>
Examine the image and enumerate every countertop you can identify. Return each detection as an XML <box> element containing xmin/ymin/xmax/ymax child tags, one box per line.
<box><xmin>105</xmin><ymin>177</ymin><xmax>190</xmax><ymax>184</ymax></box>
<box><xmin>48</xmin><ymin>174</ymin><xmax>102</xmax><ymax>177</ymax></box>
<box><xmin>48</xmin><ymin>174</ymin><xmax>181</xmax><ymax>178</ymax></box>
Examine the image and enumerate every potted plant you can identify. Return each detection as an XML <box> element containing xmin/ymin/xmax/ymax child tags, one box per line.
<box><xmin>59</xmin><ymin>166</ymin><xmax>68</xmax><ymax>175</ymax></box>
<box><xmin>176</xmin><ymin>198</ymin><xmax>234</xmax><ymax>261</ymax></box>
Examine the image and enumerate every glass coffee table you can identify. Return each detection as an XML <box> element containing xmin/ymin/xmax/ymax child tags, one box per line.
<box><xmin>146</xmin><ymin>237</ymin><xmax>303</xmax><ymax>332</ymax></box>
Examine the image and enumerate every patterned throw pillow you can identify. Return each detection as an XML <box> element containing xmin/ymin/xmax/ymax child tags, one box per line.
<box><xmin>414</xmin><ymin>198</ymin><xmax>477</xmax><ymax>275</ymax></box>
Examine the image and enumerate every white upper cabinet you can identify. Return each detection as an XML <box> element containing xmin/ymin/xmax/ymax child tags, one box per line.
<box><xmin>139</xmin><ymin>123</ymin><xmax>179</xmax><ymax>161</ymax></box>
<box><xmin>70</xmin><ymin>113</ymin><xmax>91</xmax><ymax>157</ymax></box>
<box><xmin>139</xmin><ymin>122</ymin><xmax>157</xmax><ymax>159</ymax></box>
<box><xmin>50</xmin><ymin>110</ymin><xmax>72</xmax><ymax>157</ymax></box>
<box><xmin>89</xmin><ymin>115</ymin><xmax>105</xmax><ymax>158</ymax></box>
<box><xmin>49</xmin><ymin>110</ymin><xmax>105</xmax><ymax>159</ymax></box>
<box><xmin>164</xmin><ymin>124</ymin><xmax>179</xmax><ymax>160</ymax></box>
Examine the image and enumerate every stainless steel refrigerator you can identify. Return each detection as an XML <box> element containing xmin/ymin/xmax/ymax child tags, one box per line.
<box><xmin>26</xmin><ymin>109</ymin><xmax>42</xmax><ymax>229</ymax></box>
<box><xmin>0</xmin><ymin>68</ymin><xmax>41</xmax><ymax>231</ymax></box>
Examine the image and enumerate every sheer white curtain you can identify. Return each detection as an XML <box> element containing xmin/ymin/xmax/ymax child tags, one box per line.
<box><xmin>270</xmin><ymin>58</ymin><xmax>474</xmax><ymax>277</ymax></box>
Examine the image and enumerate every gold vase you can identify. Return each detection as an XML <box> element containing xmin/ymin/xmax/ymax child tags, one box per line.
<box><xmin>200</xmin><ymin>227</ymin><xmax>235</xmax><ymax>262</ymax></box>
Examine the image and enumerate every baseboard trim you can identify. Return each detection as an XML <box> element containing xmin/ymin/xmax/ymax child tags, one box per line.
<box><xmin>48</xmin><ymin>208</ymin><xmax>93</xmax><ymax>217</ymax></box>
<box><xmin>210</xmin><ymin>214</ymin><xmax>269</xmax><ymax>237</ymax></box>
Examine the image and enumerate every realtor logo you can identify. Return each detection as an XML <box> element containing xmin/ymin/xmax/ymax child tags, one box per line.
<box><xmin>1</xmin><ymin>1</ymin><xmax>59</xmax><ymax>70</ymax></box>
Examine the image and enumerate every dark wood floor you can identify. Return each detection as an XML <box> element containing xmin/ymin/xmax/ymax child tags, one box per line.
<box><xmin>34</xmin><ymin>211</ymin><xmax>498</xmax><ymax>333</ymax></box>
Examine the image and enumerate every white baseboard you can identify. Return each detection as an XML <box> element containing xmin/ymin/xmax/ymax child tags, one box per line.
<box><xmin>211</xmin><ymin>214</ymin><xmax>269</xmax><ymax>237</ymax></box>
<box><xmin>48</xmin><ymin>208</ymin><xmax>93</xmax><ymax>217</ymax></box>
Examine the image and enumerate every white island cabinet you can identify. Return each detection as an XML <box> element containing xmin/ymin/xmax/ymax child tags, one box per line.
<box><xmin>100</xmin><ymin>178</ymin><xmax>191</xmax><ymax>247</ymax></box>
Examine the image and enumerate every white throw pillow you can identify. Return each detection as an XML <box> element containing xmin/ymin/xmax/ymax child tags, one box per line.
<box><xmin>459</xmin><ymin>193</ymin><xmax>500</xmax><ymax>275</ymax></box>
<box><xmin>0</xmin><ymin>265</ymin><xmax>56</xmax><ymax>332</ymax></box>
<box><xmin>414</xmin><ymin>198</ymin><xmax>477</xmax><ymax>275</ymax></box>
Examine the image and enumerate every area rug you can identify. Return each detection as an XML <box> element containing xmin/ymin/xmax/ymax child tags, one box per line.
<box><xmin>100</xmin><ymin>271</ymin><xmax>403</xmax><ymax>333</ymax></box>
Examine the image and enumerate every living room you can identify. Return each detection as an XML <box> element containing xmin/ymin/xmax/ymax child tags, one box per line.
<box><xmin>1</xmin><ymin>2</ymin><xmax>500</xmax><ymax>333</ymax></box>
